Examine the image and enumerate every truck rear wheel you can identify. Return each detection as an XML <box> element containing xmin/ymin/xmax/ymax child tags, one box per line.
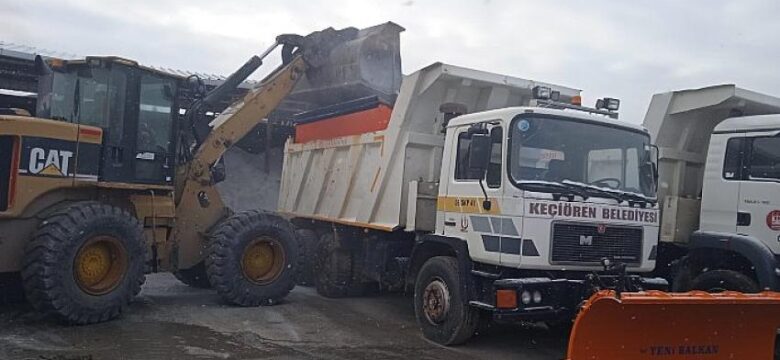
<box><xmin>690</xmin><ymin>269</ymin><xmax>760</xmax><ymax>293</ymax></box>
<box><xmin>295</xmin><ymin>228</ymin><xmax>318</xmax><ymax>286</ymax></box>
<box><xmin>314</xmin><ymin>232</ymin><xmax>365</xmax><ymax>298</ymax></box>
<box><xmin>21</xmin><ymin>202</ymin><xmax>146</xmax><ymax>324</ymax></box>
<box><xmin>205</xmin><ymin>211</ymin><xmax>300</xmax><ymax>306</ymax></box>
<box><xmin>414</xmin><ymin>256</ymin><xmax>479</xmax><ymax>345</ymax></box>
<box><xmin>173</xmin><ymin>262</ymin><xmax>212</xmax><ymax>289</ymax></box>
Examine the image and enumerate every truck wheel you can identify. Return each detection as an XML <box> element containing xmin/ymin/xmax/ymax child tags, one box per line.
<box><xmin>314</xmin><ymin>233</ymin><xmax>356</xmax><ymax>298</ymax></box>
<box><xmin>690</xmin><ymin>269</ymin><xmax>760</xmax><ymax>293</ymax></box>
<box><xmin>206</xmin><ymin>211</ymin><xmax>300</xmax><ymax>306</ymax></box>
<box><xmin>21</xmin><ymin>202</ymin><xmax>146</xmax><ymax>324</ymax></box>
<box><xmin>414</xmin><ymin>256</ymin><xmax>479</xmax><ymax>345</ymax></box>
<box><xmin>295</xmin><ymin>228</ymin><xmax>318</xmax><ymax>286</ymax></box>
<box><xmin>173</xmin><ymin>262</ymin><xmax>212</xmax><ymax>289</ymax></box>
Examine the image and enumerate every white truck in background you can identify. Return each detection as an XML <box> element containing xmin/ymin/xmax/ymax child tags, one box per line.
<box><xmin>279</xmin><ymin>62</ymin><xmax>664</xmax><ymax>345</ymax></box>
<box><xmin>643</xmin><ymin>85</ymin><xmax>780</xmax><ymax>292</ymax></box>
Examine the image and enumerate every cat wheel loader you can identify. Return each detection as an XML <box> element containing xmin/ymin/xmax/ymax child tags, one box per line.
<box><xmin>0</xmin><ymin>24</ymin><xmax>388</xmax><ymax>324</ymax></box>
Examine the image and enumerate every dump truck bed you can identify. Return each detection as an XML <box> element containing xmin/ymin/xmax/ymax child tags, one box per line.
<box><xmin>278</xmin><ymin>63</ymin><xmax>579</xmax><ymax>231</ymax></box>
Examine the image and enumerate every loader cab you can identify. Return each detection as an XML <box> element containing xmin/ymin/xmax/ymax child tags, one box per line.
<box><xmin>35</xmin><ymin>56</ymin><xmax>180</xmax><ymax>186</ymax></box>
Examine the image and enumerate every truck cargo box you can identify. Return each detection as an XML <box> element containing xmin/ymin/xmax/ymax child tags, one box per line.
<box><xmin>278</xmin><ymin>63</ymin><xmax>579</xmax><ymax>231</ymax></box>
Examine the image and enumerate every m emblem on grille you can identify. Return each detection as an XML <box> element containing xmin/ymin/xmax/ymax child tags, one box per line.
<box><xmin>596</xmin><ymin>224</ymin><xmax>607</xmax><ymax>234</ymax></box>
<box><xmin>579</xmin><ymin>235</ymin><xmax>593</xmax><ymax>246</ymax></box>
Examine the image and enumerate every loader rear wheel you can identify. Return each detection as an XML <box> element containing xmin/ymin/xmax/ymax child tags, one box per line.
<box><xmin>206</xmin><ymin>211</ymin><xmax>300</xmax><ymax>306</ymax></box>
<box><xmin>414</xmin><ymin>256</ymin><xmax>479</xmax><ymax>345</ymax></box>
<box><xmin>21</xmin><ymin>202</ymin><xmax>146</xmax><ymax>324</ymax></box>
<box><xmin>173</xmin><ymin>262</ymin><xmax>212</xmax><ymax>289</ymax></box>
<box><xmin>295</xmin><ymin>228</ymin><xmax>318</xmax><ymax>286</ymax></box>
<box><xmin>314</xmin><ymin>233</ymin><xmax>361</xmax><ymax>298</ymax></box>
<box><xmin>690</xmin><ymin>269</ymin><xmax>760</xmax><ymax>293</ymax></box>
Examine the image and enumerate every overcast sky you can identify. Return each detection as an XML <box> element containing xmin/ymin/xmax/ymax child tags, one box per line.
<box><xmin>4</xmin><ymin>0</ymin><xmax>780</xmax><ymax>122</ymax></box>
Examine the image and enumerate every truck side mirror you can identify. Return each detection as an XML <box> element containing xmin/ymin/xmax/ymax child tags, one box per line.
<box><xmin>467</xmin><ymin>134</ymin><xmax>492</xmax><ymax>178</ymax></box>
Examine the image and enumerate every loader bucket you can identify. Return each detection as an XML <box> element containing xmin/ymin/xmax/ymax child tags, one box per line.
<box><xmin>278</xmin><ymin>22</ymin><xmax>404</xmax><ymax>117</ymax></box>
<box><xmin>566</xmin><ymin>290</ymin><xmax>780</xmax><ymax>360</ymax></box>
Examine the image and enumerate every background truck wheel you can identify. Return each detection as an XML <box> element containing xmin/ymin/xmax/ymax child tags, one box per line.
<box><xmin>314</xmin><ymin>232</ymin><xmax>363</xmax><ymax>298</ymax></box>
<box><xmin>173</xmin><ymin>262</ymin><xmax>212</xmax><ymax>289</ymax></box>
<box><xmin>414</xmin><ymin>256</ymin><xmax>479</xmax><ymax>345</ymax></box>
<box><xmin>295</xmin><ymin>228</ymin><xmax>318</xmax><ymax>286</ymax></box>
<box><xmin>689</xmin><ymin>269</ymin><xmax>760</xmax><ymax>293</ymax></box>
<box><xmin>21</xmin><ymin>202</ymin><xmax>146</xmax><ymax>324</ymax></box>
<box><xmin>206</xmin><ymin>211</ymin><xmax>300</xmax><ymax>306</ymax></box>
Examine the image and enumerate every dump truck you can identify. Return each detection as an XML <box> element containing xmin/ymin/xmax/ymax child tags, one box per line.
<box><xmin>279</xmin><ymin>62</ymin><xmax>670</xmax><ymax>344</ymax></box>
<box><xmin>640</xmin><ymin>85</ymin><xmax>780</xmax><ymax>292</ymax></box>
<box><xmin>0</xmin><ymin>23</ymin><xmax>401</xmax><ymax>323</ymax></box>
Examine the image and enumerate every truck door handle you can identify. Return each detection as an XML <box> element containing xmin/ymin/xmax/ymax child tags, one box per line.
<box><xmin>737</xmin><ymin>212</ymin><xmax>751</xmax><ymax>226</ymax></box>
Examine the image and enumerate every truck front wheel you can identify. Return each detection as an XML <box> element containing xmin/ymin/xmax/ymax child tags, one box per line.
<box><xmin>414</xmin><ymin>256</ymin><xmax>479</xmax><ymax>345</ymax></box>
<box><xmin>690</xmin><ymin>269</ymin><xmax>760</xmax><ymax>293</ymax></box>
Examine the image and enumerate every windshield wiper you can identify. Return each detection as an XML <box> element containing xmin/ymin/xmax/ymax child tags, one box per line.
<box><xmin>561</xmin><ymin>180</ymin><xmax>656</xmax><ymax>206</ymax></box>
<box><xmin>518</xmin><ymin>181</ymin><xmax>589</xmax><ymax>201</ymax></box>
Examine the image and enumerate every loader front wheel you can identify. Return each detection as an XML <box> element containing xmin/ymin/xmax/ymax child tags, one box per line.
<box><xmin>21</xmin><ymin>202</ymin><xmax>146</xmax><ymax>324</ymax></box>
<box><xmin>414</xmin><ymin>256</ymin><xmax>479</xmax><ymax>345</ymax></box>
<box><xmin>690</xmin><ymin>269</ymin><xmax>760</xmax><ymax>293</ymax></box>
<box><xmin>206</xmin><ymin>211</ymin><xmax>300</xmax><ymax>306</ymax></box>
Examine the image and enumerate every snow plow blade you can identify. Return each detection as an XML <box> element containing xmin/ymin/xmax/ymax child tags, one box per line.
<box><xmin>566</xmin><ymin>290</ymin><xmax>780</xmax><ymax>360</ymax></box>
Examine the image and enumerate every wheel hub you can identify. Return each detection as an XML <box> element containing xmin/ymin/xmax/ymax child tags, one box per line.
<box><xmin>74</xmin><ymin>236</ymin><xmax>127</xmax><ymax>295</ymax></box>
<box><xmin>241</xmin><ymin>236</ymin><xmax>285</xmax><ymax>285</ymax></box>
<box><xmin>422</xmin><ymin>278</ymin><xmax>451</xmax><ymax>325</ymax></box>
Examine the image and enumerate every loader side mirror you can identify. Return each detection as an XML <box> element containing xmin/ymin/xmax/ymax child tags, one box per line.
<box><xmin>467</xmin><ymin>134</ymin><xmax>492</xmax><ymax>177</ymax></box>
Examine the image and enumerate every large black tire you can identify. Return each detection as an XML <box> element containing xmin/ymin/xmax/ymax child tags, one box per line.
<box><xmin>205</xmin><ymin>211</ymin><xmax>300</xmax><ymax>306</ymax></box>
<box><xmin>414</xmin><ymin>256</ymin><xmax>479</xmax><ymax>345</ymax></box>
<box><xmin>173</xmin><ymin>262</ymin><xmax>212</xmax><ymax>289</ymax></box>
<box><xmin>21</xmin><ymin>202</ymin><xmax>146</xmax><ymax>324</ymax></box>
<box><xmin>689</xmin><ymin>269</ymin><xmax>760</xmax><ymax>293</ymax></box>
<box><xmin>314</xmin><ymin>232</ymin><xmax>361</xmax><ymax>298</ymax></box>
<box><xmin>295</xmin><ymin>228</ymin><xmax>318</xmax><ymax>286</ymax></box>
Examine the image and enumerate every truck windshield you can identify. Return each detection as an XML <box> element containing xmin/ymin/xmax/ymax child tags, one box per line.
<box><xmin>509</xmin><ymin>115</ymin><xmax>655</xmax><ymax>198</ymax></box>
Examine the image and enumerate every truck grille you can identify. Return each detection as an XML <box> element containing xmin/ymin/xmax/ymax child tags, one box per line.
<box><xmin>551</xmin><ymin>222</ymin><xmax>642</xmax><ymax>265</ymax></box>
<box><xmin>0</xmin><ymin>136</ymin><xmax>12</xmax><ymax>211</ymax></box>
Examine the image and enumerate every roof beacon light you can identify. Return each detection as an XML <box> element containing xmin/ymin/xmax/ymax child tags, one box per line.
<box><xmin>571</xmin><ymin>95</ymin><xmax>582</xmax><ymax>106</ymax></box>
<box><xmin>532</xmin><ymin>86</ymin><xmax>552</xmax><ymax>100</ymax></box>
<box><xmin>596</xmin><ymin>97</ymin><xmax>620</xmax><ymax>111</ymax></box>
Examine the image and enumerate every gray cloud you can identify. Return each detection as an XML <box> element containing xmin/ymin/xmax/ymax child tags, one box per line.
<box><xmin>3</xmin><ymin>0</ymin><xmax>779</xmax><ymax>122</ymax></box>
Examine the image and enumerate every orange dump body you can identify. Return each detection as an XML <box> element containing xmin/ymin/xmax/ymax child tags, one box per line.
<box><xmin>566</xmin><ymin>290</ymin><xmax>780</xmax><ymax>360</ymax></box>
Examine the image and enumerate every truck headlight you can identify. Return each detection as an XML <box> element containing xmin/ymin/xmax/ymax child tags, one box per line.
<box><xmin>520</xmin><ymin>290</ymin><xmax>532</xmax><ymax>305</ymax></box>
<box><xmin>533</xmin><ymin>290</ymin><xmax>543</xmax><ymax>304</ymax></box>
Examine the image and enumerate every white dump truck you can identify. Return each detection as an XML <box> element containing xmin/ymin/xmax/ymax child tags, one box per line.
<box><xmin>278</xmin><ymin>63</ymin><xmax>664</xmax><ymax>344</ymax></box>
<box><xmin>642</xmin><ymin>85</ymin><xmax>780</xmax><ymax>292</ymax></box>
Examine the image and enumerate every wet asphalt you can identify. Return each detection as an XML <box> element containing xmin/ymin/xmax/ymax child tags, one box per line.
<box><xmin>0</xmin><ymin>273</ymin><xmax>568</xmax><ymax>360</ymax></box>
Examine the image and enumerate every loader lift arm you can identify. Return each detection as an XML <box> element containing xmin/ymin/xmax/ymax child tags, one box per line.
<box><xmin>172</xmin><ymin>28</ymin><xmax>355</xmax><ymax>270</ymax></box>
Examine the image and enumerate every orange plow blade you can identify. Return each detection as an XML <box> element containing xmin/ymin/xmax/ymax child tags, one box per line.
<box><xmin>566</xmin><ymin>290</ymin><xmax>780</xmax><ymax>360</ymax></box>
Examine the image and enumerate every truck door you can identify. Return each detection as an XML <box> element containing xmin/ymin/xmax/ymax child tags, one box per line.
<box><xmin>734</xmin><ymin>132</ymin><xmax>780</xmax><ymax>255</ymax></box>
<box><xmin>442</xmin><ymin>122</ymin><xmax>504</xmax><ymax>267</ymax></box>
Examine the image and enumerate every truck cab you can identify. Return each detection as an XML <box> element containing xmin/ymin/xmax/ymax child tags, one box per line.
<box><xmin>643</xmin><ymin>85</ymin><xmax>780</xmax><ymax>292</ymax></box>
<box><xmin>438</xmin><ymin>106</ymin><xmax>659</xmax><ymax>274</ymax></box>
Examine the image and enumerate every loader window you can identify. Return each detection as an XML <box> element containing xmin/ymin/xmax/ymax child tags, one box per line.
<box><xmin>137</xmin><ymin>75</ymin><xmax>174</xmax><ymax>154</ymax></box>
<box><xmin>747</xmin><ymin>136</ymin><xmax>780</xmax><ymax>180</ymax></box>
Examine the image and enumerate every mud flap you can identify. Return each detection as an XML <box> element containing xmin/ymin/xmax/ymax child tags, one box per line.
<box><xmin>566</xmin><ymin>290</ymin><xmax>780</xmax><ymax>360</ymax></box>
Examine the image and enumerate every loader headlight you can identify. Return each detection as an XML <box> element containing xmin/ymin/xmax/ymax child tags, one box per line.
<box><xmin>532</xmin><ymin>290</ymin><xmax>543</xmax><ymax>304</ymax></box>
<box><xmin>520</xmin><ymin>290</ymin><xmax>532</xmax><ymax>305</ymax></box>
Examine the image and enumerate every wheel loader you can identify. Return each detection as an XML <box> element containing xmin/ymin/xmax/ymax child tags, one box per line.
<box><xmin>0</xmin><ymin>23</ymin><xmax>398</xmax><ymax>324</ymax></box>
